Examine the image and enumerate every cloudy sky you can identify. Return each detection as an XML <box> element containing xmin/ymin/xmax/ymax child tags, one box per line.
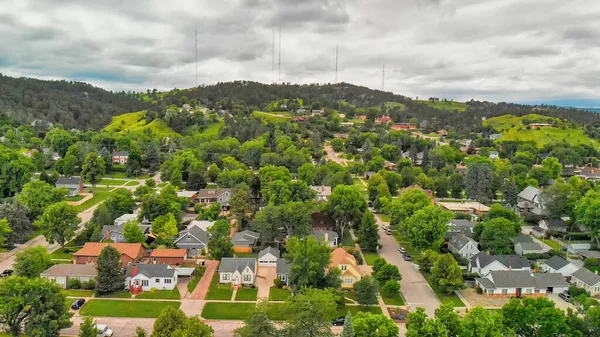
<box><xmin>1</xmin><ymin>0</ymin><xmax>599</xmax><ymax>106</ymax></box>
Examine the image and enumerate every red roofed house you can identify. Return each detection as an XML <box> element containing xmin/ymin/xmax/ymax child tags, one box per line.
<box><xmin>528</xmin><ymin>123</ymin><xmax>552</xmax><ymax>129</ymax></box>
<box><xmin>150</xmin><ymin>249</ymin><xmax>188</xmax><ymax>265</ymax></box>
<box><xmin>73</xmin><ymin>243</ymin><xmax>144</xmax><ymax>268</ymax></box>
<box><xmin>391</xmin><ymin>123</ymin><xmax>417</xmax><ymax>130</ymax></box>
<box><xmin>112</xmin><ymin>150</ymin><xmax>129</xmax><ymax>164</ymax></box>
<box><xmin>375</xmin><ymin>116</ymin><xmax>393</xmax><ymax>125</ymax></box>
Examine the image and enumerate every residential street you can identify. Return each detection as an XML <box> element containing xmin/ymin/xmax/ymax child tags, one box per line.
<box><xmin>324</xmin><ymin>144</ymin><xmax>349</xmax><ymax>166</ymax></box>
<box><xmin>374</xmin><ymin>212</ymin><xmax>441</xmax><ymax>316</ymax></box>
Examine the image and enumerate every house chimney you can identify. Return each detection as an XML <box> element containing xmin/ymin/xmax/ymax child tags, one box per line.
<box><xmin>131</xmin><ymin>264</ymin><xmax>138</xmax><ymax>277</ymax></box>
<box><xmin>112</xmin><ymin>149</ymin><xmax>116</xmax><ymax>154</ymax></box>
<box><xmin>508</xmin><ymin>265</ymin><xmax>512</xmax><ymax>270</ymax></box>
<box><xmin>461</xmin><ymin>232</ymin><xmax>466</xmax><ymax>238</ymax></box>
<box><xmin>324</xmin><ymin>232</ymin><xmax>329</xmax><ymax>243</ymax></box>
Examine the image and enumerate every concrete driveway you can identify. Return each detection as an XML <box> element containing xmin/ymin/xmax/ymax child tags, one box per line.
<box><xmin>374</xmin><ymin>213</ymin><xmax>441</xmax><ymax>316</ymax></box>
<box><xmin>547</xmin><ymin>293</ymin><xmax>576</xmax><ymax>311</ymax></box>
<box><xmin>256</xmin><ymin>266</ymin><xmax>277</xmax><ymax>299</ymax></box>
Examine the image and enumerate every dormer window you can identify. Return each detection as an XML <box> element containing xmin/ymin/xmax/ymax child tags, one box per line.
<box><xmin>341</xmin><ymin>265</ymin><xmax>347</xmax><ymax>271</ymax></box>
<box><xmin>208</xmin><ymin>191</ymin><xmax>216</xmax><ymax>194</ymax></box>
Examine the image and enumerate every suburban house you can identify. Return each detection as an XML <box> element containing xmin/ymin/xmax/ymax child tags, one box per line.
<box><xmin>173</xmin><ymin>225</ymin><xmax>209</xmax><ymax>257</ymax></box>
<box><xmin>258</xmin><ymin>247</ymin><xmax>280</xmax><ymax>267</ymax></box>
<box><xmin>391</xmin><ymin>123</ymin><xmax>417</xmax><ymax>130</ymax></box>
<box><xmin>55</xmin><ymin>177</ymin><xmax>84</xmax><ymax>196</ymax></box>
<box><xmin>112</xmin><ymin>150</ymin><xmax>129</xmax><ymax>164</ymax></box>
<box><xmin>311</xmin><ymin>185</ymin><xmax>332</xmax><ymax>201</ymax></box>
<box><xmin>475</xmin><ymin>270</ymin><xmax>569</xmax><ymax>297</ymax></box>
<box><xmin>540</xmin><ymin>256</ymin><xmax>579</xmax><ymax>278</ymax></box>
<box><xmin>468</xmin><ymin>252</ymin><xmax>530</xmax><ymax>275</ymax></box>
<box><xmin>196</xmin><ymin>188</ymin><xmax>231</xmax><ymax>208</ymax></box>
<box><xmin>571</xmin><ymin>268</ymin><xmax>600</xmax><ymax>296</ymax></box>
<box><xmin>445</xmin><ymin>219</ymin><xmax>475</xmax><ymax>240</ymax></box>
<box><xmin>447</xmin><ymin>234</ymin><xmax>479</xmax><ymax>259</ymax></box>
<box><xmin>231</xmin><ymin>230</ymin><xmax>260</xmax><ymax>253</ymax></box>
<box><xmin>512</xmin><ymin>234</ymin><xmax>534</xmax><ymax>244</ymax></box>
<box><xmin>517</xmin><ymin>186</ymin><xmax>544</xmax><ymax>216</ymax></box>
<box><xmin>177</xmin><ymin>190</ymin><xmax>199</xmax><ymax>203</ymax></box>
<box><xmin>313</xmin><ymin>230</ymin><xmax>339</xmax><ymax>248</ymax></box>
<box><xmin>218</xmin><ymin>257</ymin><xmax>257</xmax><ymax>287</ymax></box>
<box><xmin>375</xmin><ymin>116</ymin><xmax>393</xmax><ymax>124</ymax></box>
<box><xmin>114</xmin><ymin>213</ymin><xmax>139</xmax><ymax>226</ymax></box>
<box><xmin>292</xmin><ymin>115</ymin><xmax>309</xmax><ymax>122</ymax></box>
<box><xmin>73</xmin><ymin>243</ymin><xmax>145</xmax><ymax>268</ymax></box>
<box><xmin>579</xmin><ymin>167</ymin><xmax>600</xmax><ymax>180</ymax></box>
<box><xmin>101</xmin><ymin>223</ymin><xmax>151</xmax><ymax>243</ymax></box>
<box><xmin>186</xmin><ymin>220</ymin><xmax>215</xmax><ymax>232</ymax></box>
<box><xmin>438</xmin><ymin>201</ymin><xmax>490</xmax><ymax>216</ymax></box>
<box><xmin>538</xmin><ymin>219</ymin><xmax>568</xmax><ymax>233</ymax></box>
<box><xmin>567</xmin><ymin>243</ymin><xmax>592</xmax><ymax>254</ymax></box>
<box><xmin>150</xmin><ymin>249</ymin><xmax>188</xmax><ymax>265</ymax></box>
<box><xmin>40</xmin><ymin>264</ymin><xmax>97</xmax><ymax>289</ymax></box>
<box><xmin>311</xmin><ymin>109</ymin><xmax>325</xmax><ymax>116</ymax></box>
<box><xmin>126</xmin><ymin>263</ymin><xmax>178</xmax><ymax>294</ymax></box>
<box><xmin>528</xmin><ymin>123</ymin><xmax>553</xmax><ymax>129</ymax></box>
<box><xmin>384</xmin><ymin>160</ymin><xmax>397</xmax><ymax>171</ymax></box>
<box><xmin>329</xmin><ymin>248</ymin><xmax>362</xmax><ymax>289</ymax></box>
<box><xmin>515</xmin><ymin>242</ymin><xmax>546</xmax><ymax>256</ymax></box>
<box><xmin>276</xmin><ymin>258</ymin><xmax>291</xmax><ymax>286</ymax></box>
<box><xmin>489</xmin><ymin>151</ymin><xmax>499</xmax><ymax>159</ymax></box>
<box><xmin>340</xmin><ymin>122</ymin><xmax>354</xmax><ymax>127</ymax></box>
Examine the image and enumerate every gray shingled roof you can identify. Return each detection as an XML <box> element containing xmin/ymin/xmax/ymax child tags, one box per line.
<box><xmin>218</xmin><ymin>258</ymin><xmax>257</xmax><ymax>274</ymax></box>
<box><xmin>197</xmin><ymin>188</ymin><xmax>231</xmax><ymax>199</ymax></box>
<box><xmin>470</xmin><ymin>252</ymin><xmax>530</xmax><ymax>269</ymax></box>
<box><xmin>175</xmin><ymin>225</ymin><xmax>209</xmax><ymax>244</ymax></box>
<box><xmin>512</xmin><ymin>234</ymin><xmax>534</xmax><ymax>243</ymax></box>
<box><xmin>449</xmin><ymin>219</ymin><xmax>475</xmax><ymax>227</ymax></box>
<box><xmin>114</xmin><ymin>151</ymin><xmax>129</xmax><ymax>156</ymax></box>
<box><xmin>544</xmin><ymin>219</ymin><xmax>568</xmax><ymax>230</ymax></box>
<box><xmin>448</xmin><ymin>236</ymin><xmax>476</xmax><ymax>252</ymax></box>
<box><xmin>543</xmin><ymin>256</ymin><xmax>570</xmax><ymax>271</ymax></box>
<box><xmin>276</xmin><ymin>258</ymin><xmax>290</xmax><ymax>275</ymax></box>
<box><xmin>535</xmin><ymin>273</ymin><xmax>569</xmax><ymax>288</ymax></box>
<box><xmin>232</xmin><ymin>230</ymin><xmax>260</xmax><ymax>245</ymax></box>
<box><xmin>572</xmin><ymin>268</ymin><xmax>600</xmax><ymax>286</ymax></box>
<box><xmin>56</xmin><ymin>177</ymin><xmax>80</xmax><ymax>185</ymax></box>
<box><xmin>41</xmin><ymin>264</ymin><xmax>97</xmax><ymax>277</ymax></box>
<box><xmin>125</xmin><ymin>264</ymin><xmax>176</xmax><ymax>278</ymax></box>
<box><xmin>313</xmin><ymin>230</ymin><xmax>339</xmax><ymax>242</ymax></box>
<box><xmin>489</xmin><ymin>270</ymin><xmax>536</xmax><ymax>288</ymax></box>
<box><xmin>258</xmin><ymin>247</ymin><xmax>280</xmax><ymax>259</ymax></box>
<box><xmin>475</xmin><ymin>277</ymin><xmax>496</xmax><ymax>289</ymax></box>
<box><xmin>518</xmin><ymin>186</ymin><xmax>541</xmax><ymax>202</ymax></box>
<box><xmin>516</xmin><ymin>242</ymin><xmax>544</xmax><ymax>251</ymax></box>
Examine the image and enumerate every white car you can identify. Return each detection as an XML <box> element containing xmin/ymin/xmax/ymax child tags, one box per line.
<box><xmin>382</xmin><ymin>224</ymin><xmax>389</xmax><ymax>230</ymax></box>
<box><xmin>95</xmin><ymin>325</ymin><xmax>113</xmax><ymax>337</ymax></box>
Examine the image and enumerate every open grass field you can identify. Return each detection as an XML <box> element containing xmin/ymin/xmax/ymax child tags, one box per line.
<box><xmin>269</xmin><ymin>287</ymin><xmax>291</xmax><ymax>301</ymax></box>
<box><xmin>235</xmin><ymin>287</ymin><xmax>258</xmax><ymax>301</ymax></box>
<box><xmin>104</xmin><ymin>111</ymin><xmax>181</xmax><ymax>138</ymax></box>
<box><xmin>382</xmin><ymin>102</ymin><xmax>407</xmax><ymax>110</ymax></box>
<box><xmin>97</xmin><ymin>179</ymin><xmax>128</xmax><ymax>186</ymax></box>
<box><xmin>201</xmin><ymin>121</ymin><xmax>224</xmax><ymax>138</ymax></box>
<box><xmin>205</xmin><ymin>273</ymin><xmax>233</xmax><ymax>300</ymax></box>
<box><xmin>415</xmin><ymin>99</ymin><xmax>468</xmax><ymax>112</ymax></box>
<box><xmin>80</xmin><ymin>299</ymin><xmax>180</xmax><ymax>318</ymax></box>
<box><xmin>135</xmin><ymin>288</ymin><xmax>180</xmax><ymax>300</ymax></box>
<box><xmin>201</xmin><ymin>302</ymin><xmax>254</xmax><ymax>320</ymax></box>
<box><xmin>252</xmin><ymin>111</ymin><xmax>292</xmax><ymax>123</ymax></box>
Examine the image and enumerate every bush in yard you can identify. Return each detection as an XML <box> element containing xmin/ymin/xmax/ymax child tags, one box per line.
<box><xmin>69</xmin><ymin>279</ymin><xmax>81</xmax><ymax>289</ymax></box>
<box><xmin>372</xmin><ymin>257</ymin><xmax>387</xmax><ymax>273</ymax></box>
<box><xmin>375</xmin><ymin>263</ymin><xmax>401</xmax><ymax>283</ymax></box>
<box><xmin>273</xmin><ymin>278</ymin><xmax>282</xmax><ymax>288</ymax></box>
<box><xmin>347</xmin><ymin>248</ymin><xmax>363</xmax><ymax>265</ymax></box>
<box><xmin>82</xmin><ymin>279</ymin><xmax>96</xmax><ymax>290</ymax></box>
<box><xmin>381</xmin><ymin>280</ymin><xmax>400</xmax><ymax>298</ymax></box>
<box><xmin>569</xmin><ymin>286</ymin><xmax>588</xmax><ymax>297</ymax></box>
<box><xmin>584</xmin><ymin>258</ymin><xmax>598</xmax><ymax>267</ymax></box>
<box><xmin>476</xmin><ymin>286</ymin><xmax>483</xmax><ymax>294</ymax></box>
<box><xmin>416</xmin><ymin>250</ymin><xmax>439</xmax><ymax>273</ymax></box>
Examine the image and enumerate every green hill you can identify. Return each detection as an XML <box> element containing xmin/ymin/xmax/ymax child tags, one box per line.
<box><xmin>484</xmin><ymin>114</ymin><xmax>598</xmax><ymax>147</ymax></box>
<box><xmin>104</xmin><ymin>111</ymin><xmax>181</xmax><ymax>138</ymax></box>
<box><xmin>414</xmin><ymin>100</ymin><xmax>467</xmax><ymax>112</ymax></box>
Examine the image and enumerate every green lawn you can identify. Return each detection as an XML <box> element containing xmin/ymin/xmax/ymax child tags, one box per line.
<box><xmin>542</xmin><ymin>239</ymin><xmax>563</xmax><ymax>250</ymax></box>
<box><xmin>201</xmin><ymin>121</ymin><xmax>225</xmax><ymax>137</ymax></box>
<box><xmin>96</xmin><ymin>290</ymin><xmax>132</xmax><ymax>298</ymax></box>
<box><xmin>251</xmin><ymin>111</ymin><xmax>292</xmax><ymax>123</ymax></box>
<box><xmin>187</xmin><ymin>267</ymin><xmax>206</xmax><ymax>293</ymax></box>
<box><xmin>135</xmin><ymin>288</ymin><xmax>180</xmax><ymax>300</ymax></box>
<box><xmin>205</xmin><ymin>273</ymin><xmax>233</xmax><ymax>300</ymax></box>
<box><xmin>266</xmin><ymin>303</ymin><xmax>287</xmax><ymax>321</ymax></box>
<box><xmin>80</xmin><ymin>299</ymin><xmax>180</xmax><ymax>318</ymax></box>
<box><xmin>49</xmin><ymin>248</ymin><xmax>74</xmax><ymax>260</ymax></box>
<box><xmin>334</xmin><ymin>305</ymin><xmax>382</xmax><ymax>319</ymax></box>
<box><xmin>269</xmin><ymin>287</ymin><xmax>291</xmax><ymax>301</ymax></box>
<box><xmin>105</xmin><ymin>171</ymin><xmax>149</xmax><ymax>179</ymax></box>
<box><xmin>201</xmin><ymin>302</ymin><xmax>254</xmax><ymax>320</ymax></box>
<box><xmin>421</xmin><ymin>272</ymin><xmax>465</xmax><ymax>307</ymax></box>
<box><xmin>415</xmin><ymin>99</ymin><xmax>467</xmax><ymax>112</ymax></box>
<box><xmin>235</xmin><ymin>252</ymin><xmax>258</xmax><ymax>258</ymax></box>
<box><xmin>379</xmin><ymin>214</ymin><xmax>391</xmax><ymax>223</ymax></box>
<box><xmin>104</xmin><ymin>110</ymin><xmax>182</xmax><ymax>138</ymax></box>
<box><xmin>61</xmin><ymin>289</ymin><xmax>94</xmax><ymax>297</ymax></box>
<box><xmin>125</xmin><ymin>181</ymin><xmax>139</xmax><ymax>186</ymax></box>
<box><xmin>342</xmin><ymin>291</ymin><xmax>357</xmax><ymax>302</ymax></box>
<box><xmin>382</xmin><ymin>293</ymin><xmax>405</xmax><ymax>306</ymax></box>
<box><xmin>76</xmin><ymin>190</ymin><xmax>113</xmax><ymax>211</ymax></box>
<box><xmin>353</xmin><ymin>178</ymin><xmax>366</xmax><ymax>190</ymax></box>
<box><xmin>235</xmin><ymin>287</ymin><xmax>258</xmax><ymax>301</ymax></box>
<box><xmin>97</xmin><ymin>179</ymin><xmax>128</xmax><ymax>186</ymax></box>
<box><xmin>64</xmin><ymin>195</ymin><xmax>85</xmax><ymax>201</ymax></box>
<box><xmin>363</xmin><ymin>253</ymin><xmax>380</xmax><ymax>266</ymax></box>
<box><xmin>341</xmin><ymin>230</ymin><xmax>354</xmax><ymax>247</ymax></box>
<box><xmin>157</xmin><ymin>182</ymin><xmax>169</xmax><ymax>188</ymax></box>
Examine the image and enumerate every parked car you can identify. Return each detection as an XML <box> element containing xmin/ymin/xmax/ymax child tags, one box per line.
<box><xmin>95</xmin><ymin>325</ymin><xmax>113</xmax><ymax>337</ymax></box>
<box><xmin>331</xmin><ymin>317</ymin><xmax>345</xmax><ymax>326</ymax></box>
<box><xmin>398</xmin><ymin>247</ymin><xmax>406</xmax><ymax>254</ymax></box>
<box><xmin>403</xmin><ymin>254</ymin><xmax>412</xmax><ymax>261</ymax></box>
<box><xmin>382</xmin><ymin>224</ymin><xmax>389</xmax><ymax>230</ymax></box>
<box><xmin>559</xmin><ymin>292</ymin><xmax>571</xmax><ymax>303</ymax></box>
<box><xmin>71</xmin><ymin>299</ymin><xmax>86</xmax><ymax>310</ymax></box>
<box><xmin>385</xmin><ymin>229</ymin><xmax>393</xmax><ymax>235</ymax></box>
<box><xmin>0</xmin><ymin>269</ymin><xmax>13</xmax><ymax>278</ymax></box>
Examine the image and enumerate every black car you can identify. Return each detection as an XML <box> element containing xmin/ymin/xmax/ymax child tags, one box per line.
<box><xmin>0</xmin><ymin>270</ymin><xmax>13</xmax><ymax>278</ymax></box>
<box><xmin>559</xmin><ymin>293</ymin><xmax>571</xmax><ymax>303</ymax></box>
<box><xmin>403</xmin><ymin>254</ymin><xmax>412</xmax><ymax>261</ymax></box>
<box><xmin>331</xmin><ymin>317</ymin><xmax>345</xmax><ymax>326</ymax></box>
<box><xmin>71</xmin><ymin>299</ymin><xmax>86</xmax><ymax>310</ymax></box>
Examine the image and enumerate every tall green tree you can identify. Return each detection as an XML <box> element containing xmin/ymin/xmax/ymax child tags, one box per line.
<box><xmin>207</xmin><ymin>163</ymin><xmax>220</xmax><ymax>183</ymax></box>
<box><xmin>170</xmin><ymin>167</ymin><xmax>183</xmax><ymax>188</ymax></box>
<box><xmin>234</xmin><ymin>301</ymin><xmax>278</xmax><ymax>337</ymax></box>
<box><xmin>353</xmin><ymin>312</ymin><xmax>399</xmax><ymax>337</ymax></box>
<box><xmin>574</xmin><ymin>190</ymin><xmax>600</xmax><ymax>247</ymax></box>
<box><xmin>208</xmin><ymin>236</ymin><xmax>234</xmax><ymax>260</ymax></box>
<box><xmin>327</xmin><ymin>185</ymin><xmax>367</xmax><ymax>239</ymax></box>
<box><xmin>81</xmin><ymin>152</ymin><xmax>105</xmax><ymax>192</ymax></box>
<box><xmin>502</xmin><ymin>297</ymin><xmax>569</xmax><ymax>337</ymax></box>
<box><xmin>434</xmin><ymin>303</ymin><xmax>462</xmax><ymax>337</ymax></box>
<box><xmin>230</xmin><ymin>183</ymin><xmax>253</xmax><ymax>226</ymax></box>
<box><xmin>357</xmin><ymin>211</ymin><xmax>379</xmax><ymax>252</ymax></box>
<box><xmin>449</xmin><ymin>173</ymin><xmax>463</xmax><ymax>199</ymax></box>
<box><xmin>405</xmin><ymin>206</ymin><xmax>453</xmax><ymax>250</ymax></box>
<box><xmin>151</xmin><ymin>307</ymin><xmax>187</xmax><ymax>337</ymax></box>
<box><xmin>390</xmin><ymin>188</ymin><xmax>432</xmax><ymax>230</ymax></box>
<box><xmin>354</xmin><ymin>276</ymin><xmax>379</xmax><ymax>306</ymax></box>
<box><xmin>36</xmin><ymin>201</ymin><xmax>80</xmax><ymax>248</ymax></box>
<box><xmin>540</xmin><ymin>181</ymin><xmax>573</xmax><ymax>219</ymax></box>
<box><xmin>79</xmin><ymin>316</ymin><xmax>99</xmax><ymax>337</ymax></box>
<box><xmin>461</xmin><ymin>307</ymin><xmax>507</xmax><ymax>337</ymax></box>
<box><xmin>501</xmin><ymin>179</ymin><xmax>519</xmax><ymax>206</ymax></box>
<box><xmin>0</xmin><ymin>276</ymin><xmax>72</xmax><ymax>337</ymax></box>
<box><xmin>282</xmin><ymin>288</ymin><xmax>336</xmax><ymax>337</ymax></box>
<box><xmin>284</xmin><ymin>236</ymin><xmax>332</xmax><ymax>293</ymax></box>
<box><xmin>13</xmin><ymin>245</ymin><xmax>51</xmax><ymax>278</ymax></box>
<box><xmin>123</xmin><ymin>220</ymin><xmax>146</xmax><ymax>243</ymax></box>
<box><xmin>478</xmin><ymin>218</ymin><xmax>517</xmax><ymax>254</ymax></box>
<box><xmin>152</xmin><ymin>213</ymin><xmax>179</xmax><ymax>239</ymax></box>
<box><xmin>464</xmin><ymin>163</ymin><xmax>494</xmax><ymax>203</ymax></box>
<box><xmin>406</xmin><ymin>307</ymin><xmax>449</xmax><ymax>337</ymax></box>
<box><xmin>431</xmin><ymin>254</ymin><xmax>463</xmax><ymax>295</ymax></box>
<box><xmin>0</xmin><ymin>202</ymin><xmax>34</xmax><ymax>247</ymax></box>
<box><xmin>341</xmin><ymin>311</ymin><xmax>354</xmax><ymax>337</ymax></box>
<box><xmin>18</xmin><ymin>180</ymin><xmax>68</xmax><ymax>219</ymax></box>
<box><xmin>95</xmin><ymin>246</ymin><xmax>125</xmax><ymax>295</ymax></box>
<box><xmin>0</xmin><ymin>218</ymin><xmax>11</xmax><ymax>251</ymax></box>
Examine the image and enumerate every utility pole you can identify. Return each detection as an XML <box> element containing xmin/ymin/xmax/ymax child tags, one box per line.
<box><xmin>278</xmin><ymin>24</ymin><xmax>281</xmax><ymax>84</ymax></box>
<box><xmin>335</xmin><ymin>44</ymin><xmax>339</xmax><ymax>83</ymax></box>
<box><xmin>195</xmin><ymin>25</ymin><xmax>198</xmax><ymax>87</ymax></box>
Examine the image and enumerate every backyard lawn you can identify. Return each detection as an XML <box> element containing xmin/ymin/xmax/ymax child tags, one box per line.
<box><xmin>135</xmin><ymin>288</ymin><xmax>180</xmax><ymax>300</ymax></box>
<box><xmin>201</xmin><ymin>303</ymin><xmax>254</xmax><ymax>320</ymax></box>
<box><xmin>542</xmin><ymin>239</ymin><xmax>563</xmax><ymax>250</ymax></box>
<box><xmin>205</xmin><ymin>273</ymin><xmax>233</xmax><ymax>300</ymax></box>
<box><xmin>341</xmin><ymin>230</ymin><xmax>354</xmax><ymax>247</ymax></box>
<box><xmin>363</xmin><ymin>253</ymin><xmax>380</xmax><ymax>265</ymax></box>
<box><xmin>80</xmin><ymin>299</ymin><xmax>180</xmax><ymax>318</ymax></box>
<box><xmin>269</xmin><ymin>287</ymin><xmax>291</xmax><ymax>301</ymax></box>
<box><xmin>234</xmin><ymin>252</ymin><xmax>258</xmax><ymax>258</ymax></box>
<box><xmin>49</xmin><ymin>248</ymin><xmax>74</xmax><ymax>260</ymax></box>
<box><xmin>157</xmin><ymin>182</ymin><xmax>169</xmax><ymax>188</ymax></box>
<box><xmin>187</xmin><ymin>267</ymin><xmax>206</xmax><ymax>293</ymax></box>
<box><xmin>235</xmin><ymin>287</ymin><xmax>258</xmax><ymax>301</ymax></box>
<box><xmin>61</xmin><ymin>289</ymin><xmax>94</xmax><ymax>297</ymax></box>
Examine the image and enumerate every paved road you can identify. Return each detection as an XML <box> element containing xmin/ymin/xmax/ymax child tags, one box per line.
<box><xmin>374</xmin><ymin>213</ymin><xmax>441</xmax><ymax>316</ymax></box>
<box><xmin>324</xmin><ymin>144</ymin><xmax>349</xmax><ymax>166</ymax></box>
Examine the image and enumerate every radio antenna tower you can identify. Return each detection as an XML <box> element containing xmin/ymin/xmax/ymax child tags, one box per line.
<box><xmin>335</xmin><ymin>44</ymin><xmax>339</xmax><ymax>83</ymax></box>
<box><xmin>278</xmin><ymin>24</ymin><xmax>282</xmax><ymax>84</ymax></box>
<box><xmin>272</xmin><ymin>25</ymin><xmax>275</xmax><ymax>84</ymax></box>
<box><xmin>195</xmin><ymin>25</ymin><xmax>198</xmax><ymax>87</ymax></box>
<box><xmin>381</xmin><ymin>64</ymin><xmax>385</xmax><ymax>91</ymax></box>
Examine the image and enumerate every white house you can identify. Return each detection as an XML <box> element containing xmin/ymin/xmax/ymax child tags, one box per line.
<box><xmin>540</xmin><ymin>256</ymin><xmax>579</xmax><ymax>278</ymax></box>
<box><xmin>447</xmin><ymin>235</ymin><xmax>479</xmax><ymax>259</ymax></box>
<box><xmin>468</xmin><ymin>252</ymin><xmax>530</xmax><ymax>275</ymax></box>
<box><xmin>571</xmin><ymin>268</ymin><xmax>600</xmax><ymax>296</ymax></box>
<box><xmin>313</xmin><ymin>230</ymin><xmax>338</xmax><ymax>247</ymax></box>
<box><xmin>475</xmin><ymin>270</ymin><xmax>569</xmax><ymax>297</ymax></box>
<box><xmin>125</xmin><ymin>264</ymin><xmax>178</xmax><ymax>293</ymax></box>
<box><xmin>277</xmin><ymin>258</ymin><xmax>291</xmax><ymax>286</ymax></box>
<box><xmin>489</xmin><ymin>151</ymin><xmax>499</xmax><ymax>159</ymax></box>
<box><xmin>311</xmin><ymin>185</ymin><xmax>332</xmax><ymax>202</ymax></box>
<box><xmin>114</xmin><ymin>213</ymin><xmax>139</xmax><ymax>227</ymax></box>
<box><xmin>218</xmin><ymin>258</ymin><xmax>257</xmax><ymax>286</ymax></box>
<box><xmin>567</xmin><ymin>243</ymin><xmax>591</xmax><ymax>254</ymax></box>
<box><xmin>258</xmin><ymin>247</ymin><xmax>280</xmax><ymax>267</ymax></box>
<box><xmin>515</xmin><ymin>242</ymin><xmax>546</xmax><ymax>256</ymax></box>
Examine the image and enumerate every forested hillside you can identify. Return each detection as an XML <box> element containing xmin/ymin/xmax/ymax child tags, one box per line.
<box><xmin>0</xmin><ymin>74</ymin><xmax>150</xmax><ymax>129</ymax></box>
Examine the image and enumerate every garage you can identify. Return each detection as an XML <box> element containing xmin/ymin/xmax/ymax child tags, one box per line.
<box><xmin>258</xmin><ymin>247</ymin><xmax>280</xmax><ymax>267</ymax></box>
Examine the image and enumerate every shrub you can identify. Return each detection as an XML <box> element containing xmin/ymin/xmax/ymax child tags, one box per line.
<box><xmin>584</xmin><ymin>258</ymin><xmax>598</xmax><ymax>267</ymax></box>
<box><xmin>375</xmin><ymin>264</ymin><xmax>401</xmax><ymax>283</ymax></box>
<box><xmin>69</xmin><ymin>279</ymin><xmax>81</xmax><ymax>289</ymax></box>
<box><xmin>570</xmin><ymin>286</ymin><xmax>588</xmax><ymax>297</ymax></box>
<box><xmin>372</xmin><ymin>258</ymin><xmax>387</xmax><ymax>273</ymax></box>
<box><xmin>476</xmin><ymin>286</ymin><xmax>483</xmax><ymax>294</ymax></box>
<box><xmin>380</xmin><ymin>280</ymin><xmax>400</xmax><ymax>298</ymax></box>
<box><xmin>462</xmin><ymin>272</ymin><xmax>479</xmax><ymax>281</ymax></box>
<box><xmin>273</xmin><ymin>278</ymin><xmax>282</xmax><ymax>288</ymax></box>
<box><xmin>81</xmin><ymin>279</ymin><xmax>96</xmax><ymax>290</ymax></box>
<box><xmin>349</xmin><ymin>249</ymin><xmax>363</xmax><ymax>265</ymax></box>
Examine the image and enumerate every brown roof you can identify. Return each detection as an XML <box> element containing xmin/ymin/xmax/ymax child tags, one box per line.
<box><xmin>41</xmin><ymin>264</ymin><xmax>97</xmax><ymax>277</ymax></box>
<box><xmin>150</xmin><ymin>248</ymin><xmax>187</xmax><ymax>258</ymax></box>
<box><xmin>73</xmin><ymin>243</ymin><xmax>143</xmax><ymax>259</ymax></box>
<box><xmin>329</xmin><ymin>248</ymin><xmax>362</xmax><ymax>277</ymax></box>
<box><xmin>312</xmin><ymin>211</ymin><xmax>335</xmax><ymax>230</ymax></box>
<box><xmin>197</xmin><ymin>188</ymin><xmax>231</xmax><ymax>199</ymax></box>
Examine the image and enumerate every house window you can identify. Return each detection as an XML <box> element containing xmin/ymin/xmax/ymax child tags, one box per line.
<box><xmin>187</xmin><ymin>237</ymin><xmax>191</xmax><ymax>241</ymax></box>
<box><xmin>119</xmin><ymin>235</ymin><xmax>123</xmax><ymax>239</ymax></box>
<box><xmin>244</xmin><ymin>275</ymin><xmax>251</xmax><ymax>282</ymax></box>
<box><xmin>502</xmin><ymin>289</ymin><xmax>507</xmax><ymax>295</ymax></box>
<box><xmin>280</xmin><ymin>275</ymin><xmax>286</xmax><ymax>281</ymax></box>
<box><xmin>223</xmin><ymin>274</ymin><xmax>230</xmax><ymax>280</ymax></box>
<box><xmin>344</xmin><ymin>278</ymin><xmax>353</xmax><ymax>284</ymax></box>
<box><xmin>486</xmin><ymin>290</ymin><xmax>493</xmax><ymax>294</ymax></box>
<box><xmin>142</xmin><ymin>280</ymin><xmax>149</xmax><ymax>287</ymax></box>
<box><xmin>526</xmin><ymin>289</ymin><xmax>532</xmax><ymax>294</ymax></box>
<box><xmin>155</xmin><ymin>279</ymin><xmax>160</xmax><ymax>283</ymax></box>
<box><xmin>535</xmin><ymin>289</ymin><xmax>540</xmax><ymax>293</ymax></box>
<box><xmin>341</xmin><ymin>265</ymin><xmax>347</xmax><ymax>271</ymax></box>
<box><xmin>165</xmin><ymin>279</ymin><xmax>172</xmax><ymax>284</ymax></box>
<box><xmin>111</xmin><ymin>235</ymin><xmax>116</xmax><ymax>240</ymax></box>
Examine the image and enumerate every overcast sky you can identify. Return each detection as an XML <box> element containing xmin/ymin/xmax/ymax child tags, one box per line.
<box><xmin>1</xmin><ymin>0</ymin><xmax>599</xmax><ymax>105</ymax></box>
